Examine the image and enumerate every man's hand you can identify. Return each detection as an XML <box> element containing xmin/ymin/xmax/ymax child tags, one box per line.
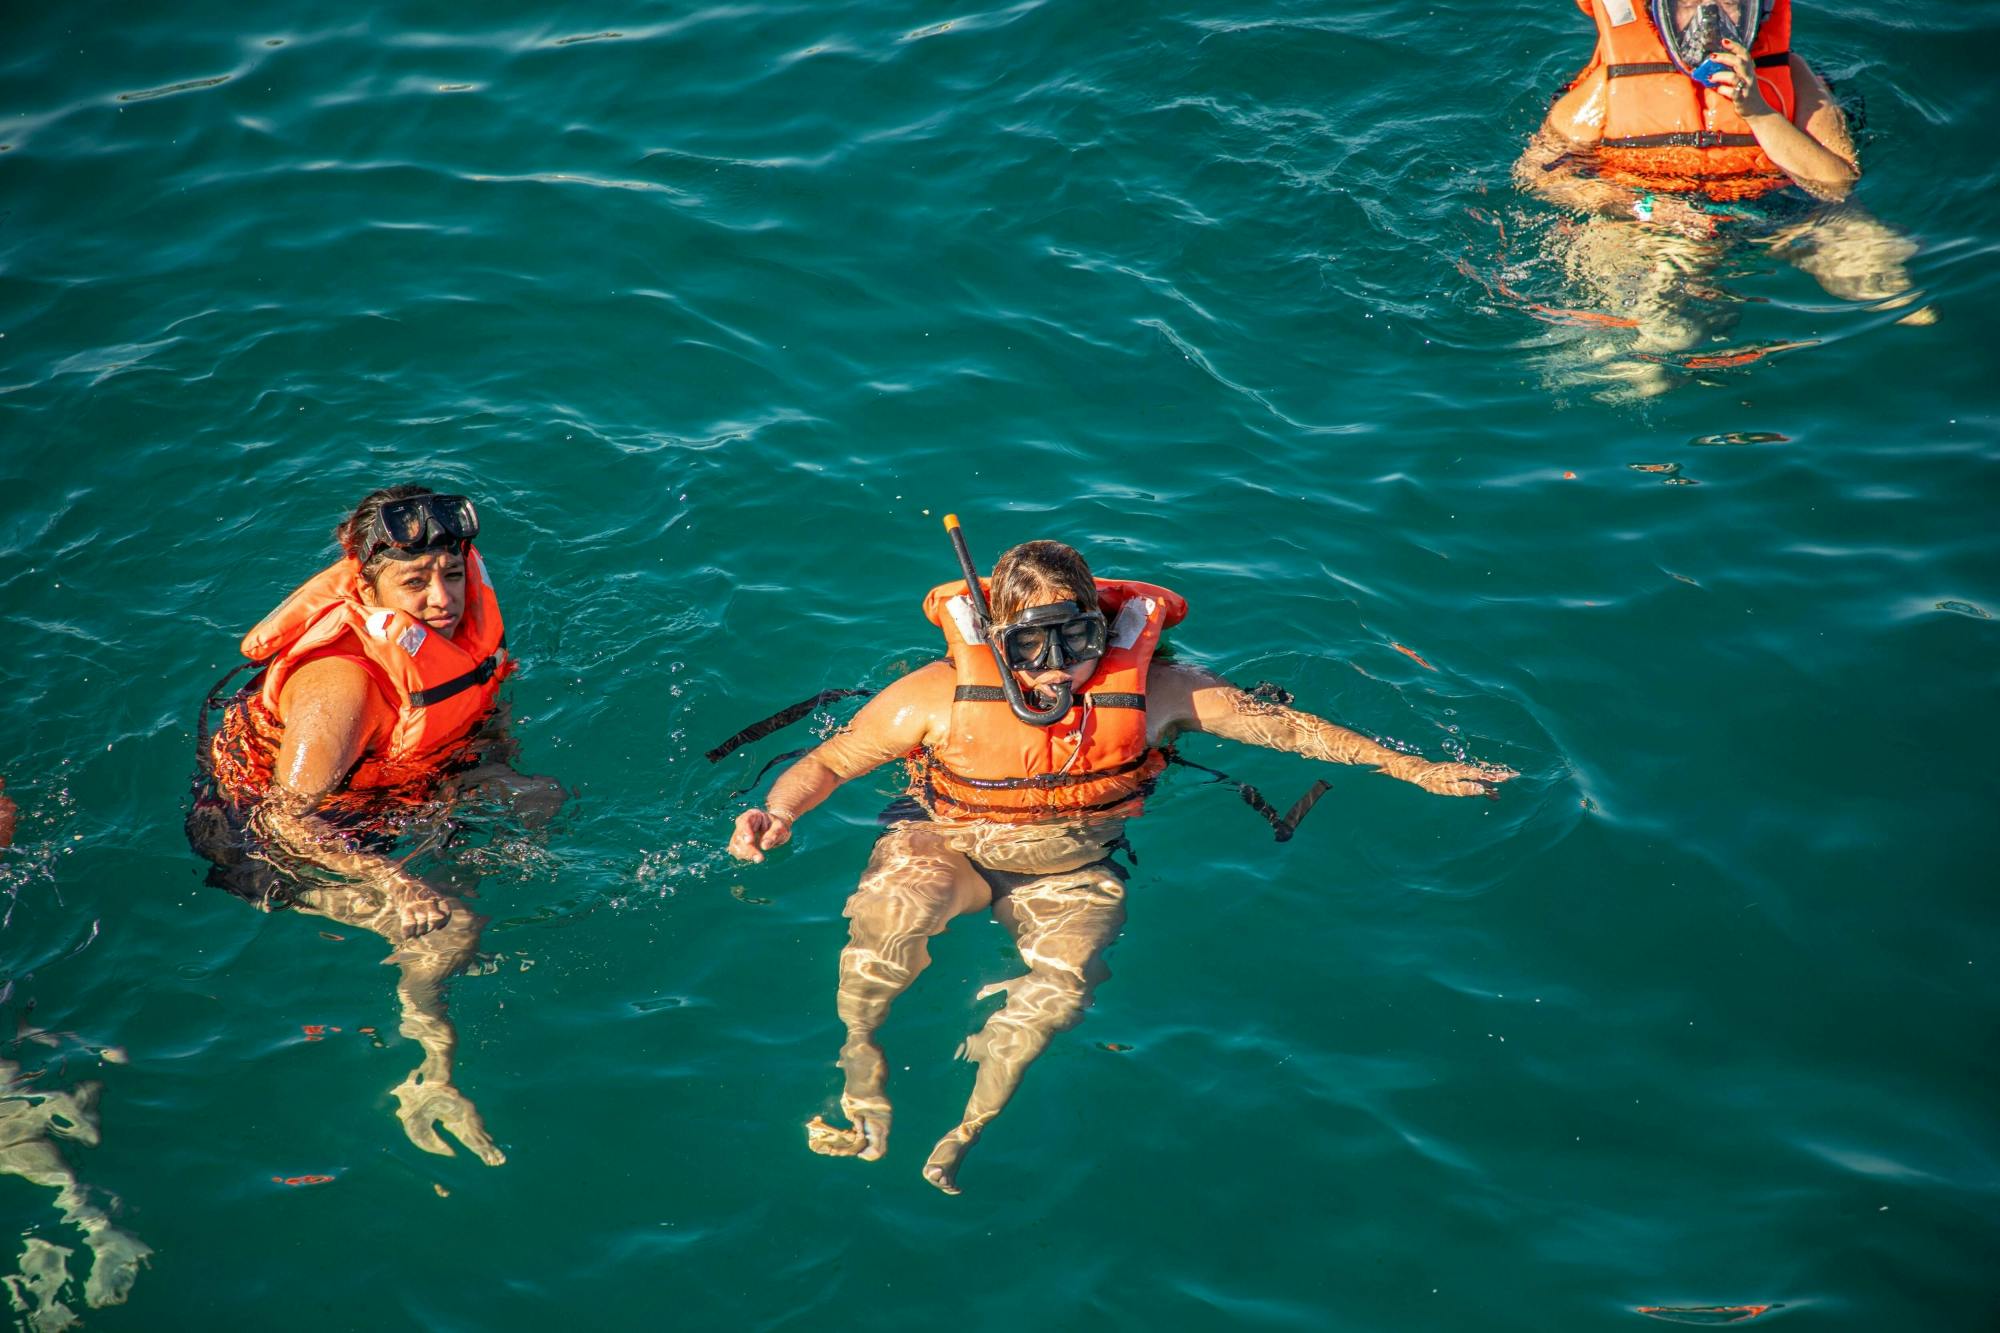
<box><xmin>393</xmin><ymin>880</ymin><xmax>452</xmax><ymax>938</ymax></box>
<box><xmin>1384</xmin><ymin>757</ymin><xmax>1519</xmax><ymax>799</ymax></box>
<box><xmin>1709</xmin><ymin>39</ymin><xmax>1774</xmax><ymax>119</ymax></box>
<box><xmin>727</xmin><ymin>809</ymin><xmax>793</xmax><ymax>863</ymax></box>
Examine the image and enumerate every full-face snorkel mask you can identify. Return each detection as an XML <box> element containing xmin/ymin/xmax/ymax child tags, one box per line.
<box><xmin>942</xmin><ymin>514</ymin><xmax>1097</xmax><ymax>727</ymax></box>
<box><xmin>1653</xmin><ymin>0</ymin><xmax>1760</xmax><ymax>81</ymax></box>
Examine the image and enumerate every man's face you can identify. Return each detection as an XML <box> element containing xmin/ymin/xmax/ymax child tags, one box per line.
<box><xmin>1005</xmin><ymin>600</ymin><xmax>1104</xmax><ymax>705</ymax></box>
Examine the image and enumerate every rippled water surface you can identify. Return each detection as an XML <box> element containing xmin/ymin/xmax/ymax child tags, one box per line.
<box><xmin>3</xmin><ymin>1</ymin><xmax>1997</xmax><ymax>1328</ymax></box>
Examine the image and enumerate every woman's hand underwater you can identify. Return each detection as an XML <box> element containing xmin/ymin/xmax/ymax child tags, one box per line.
<box><xmin>727</xmin><ymin>808</ymin><xmax>794</xmax><ymax>863</ymax></box>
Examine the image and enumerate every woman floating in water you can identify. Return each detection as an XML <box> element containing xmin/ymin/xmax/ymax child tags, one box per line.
<box><xmin>1514</xmin><ymin>0</ymin><xmax>1930</xmax><ymax>395</ymax></box>
<box><xmin>725</xmin><ymin>519</ymin><xmax>1515</xmax><ymax>1194</ymax></box>
<box><xmin>188</xmin><ymin>486</ymin><xmax>550</xmax><ymax>1165</ymax></box>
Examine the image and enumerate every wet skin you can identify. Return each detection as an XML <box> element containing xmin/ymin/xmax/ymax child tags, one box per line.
<box><xmin>728</xmin><ymin>602</ymin><xmax>1515</xmax><ymax>1194</ymax></box>
<box><xmin>245</xmin><ymin>548</ymin><xmax>506</xmax><ymax>1165</ymax></box>
<box><xmin>1513</xmin><ymin>35</ymin><xmax>1929</xmax><ymax>395</ymax></box>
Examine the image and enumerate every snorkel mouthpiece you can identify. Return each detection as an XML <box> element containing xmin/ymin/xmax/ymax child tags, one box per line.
<box><xmin>942</xmin><ymin>514</ymin><xmax>1072</xmax><ymax>728</ymax></box>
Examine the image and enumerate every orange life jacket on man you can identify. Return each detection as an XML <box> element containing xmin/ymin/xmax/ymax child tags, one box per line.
<box><xmin>1566</xmin><ymin>0</ymin><xmax>1798</xmax><ymax>201</ymax></box>
<box><xmin>906</xmin><ymin>578</ymin><xmax>1186</xmax><ymax>823</ymax></box>
<box><xmin>207</xmin><ymin>547</ymin><xmax>510</xmax><ymax>809</ymax></box>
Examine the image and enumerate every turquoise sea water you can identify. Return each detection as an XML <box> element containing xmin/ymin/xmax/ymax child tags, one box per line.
<box><xmin>3</xmin><ymin>1</ymin><xmax>1997</xmax><ymax>1328</ymax></box>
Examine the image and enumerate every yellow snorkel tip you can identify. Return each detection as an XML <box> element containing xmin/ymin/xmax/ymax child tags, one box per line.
<box><xmin>942</xmin><ymin>513</ymin><xmax>960</xmax><ymax>533</ymax></box>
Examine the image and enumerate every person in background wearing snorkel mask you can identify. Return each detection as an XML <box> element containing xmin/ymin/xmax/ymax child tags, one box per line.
<box><xmin>1512</xmin><ymin>0</ymin><xmax>1929</xmax><ymax>396</ymax></box>
<box><xmin>187</xmin><ymin>485</ymin><xmax>552</xmax><ymax>1166</ymax></box>
<box><xmin>725</xmin><ymin>528</ymin><xmax>1515</xmax><ymax>1195</ymax></box>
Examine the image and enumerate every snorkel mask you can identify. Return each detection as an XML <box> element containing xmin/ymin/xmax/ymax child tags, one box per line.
<box><xmin>1653</xmin><ymin>0</ymin><xmax>1760</xmax><ymax>81</ymax></box>
<box><xmin>942</xmin><ymin>514</ymin><xmax>1098</xmax><ymax>727</ymax></box>
<box><xmin>361</xmin><ymin>492</ymin><xmax>479</xmax><ymax>563</ymax></box>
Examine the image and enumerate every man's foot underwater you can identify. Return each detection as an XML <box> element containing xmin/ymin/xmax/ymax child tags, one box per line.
<box><xmin>390</xmin><ymin>1073</ymin><xmax>505</xmax><ymax>1165</ymax></box>
<box><xmin>804</xmin><ymin>1091</ymin><xmax>890</xmax><ymax>1161</ymax></box>
<box><xmin>921</xmin><ymin>1124</ymin><xmax>982</xmax><ymax>1196</ymax></box>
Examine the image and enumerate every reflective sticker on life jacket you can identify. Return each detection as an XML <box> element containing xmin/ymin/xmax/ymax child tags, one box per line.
<box><xmin>366</xmin><ymin>609</ymin><xmax>397</xmax><ymax>639</ymax></box>
<box><xmin>945</xmin><ymin>594</ymin><xmax>984</xmax><ymax>648</ymax></box>
<box><xmin>473</xmin><ymin>548</ymin><xmax>492</xmax><ymax>597</ymax></box>
<box><xmin>1604</xmin><ymin>0</ymin><xmax>1638</xmax><ymax>25</ymax></box>
<box><xmin>1109</xmin><ymin>596</ymin><xmax>1154</xmax><ymax>650</ymax></box>
<box><xmin>396</xmin><ymin>623</ymin><xmax>427</xmax><ymax>657</ymax></box>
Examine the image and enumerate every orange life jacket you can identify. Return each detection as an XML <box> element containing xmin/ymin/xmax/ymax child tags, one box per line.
<box><xmin>207</xmin><ymin>547</ymin><xmax>510</xmax><ymax>808</ymax></box>
<box><xmin>906</xmin><ymin>578</ymin><xmax>1186</xmax><ymax>823</ymax></box>
<box><xmin>1566</xmin><ymin>0</ymin><xmax>1798</xmax><ymax>200</ymax></box>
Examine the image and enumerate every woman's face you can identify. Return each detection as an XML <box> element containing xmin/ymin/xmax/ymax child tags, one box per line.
<box><xmin>362</xmin><ymin>549</ymin><xmax>466</xmax><ymax>638</ymax></box>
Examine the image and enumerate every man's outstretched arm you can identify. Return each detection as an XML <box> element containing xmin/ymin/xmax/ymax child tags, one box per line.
<box><xmin>726</xmin><ymin>662</ymin><xmax>949</xmax><ymax>862</ymax></box>
<box><xmin>1152</xmin><ymin>664</ymin><xmax>1516</xmax><ymax>798</ymax></box>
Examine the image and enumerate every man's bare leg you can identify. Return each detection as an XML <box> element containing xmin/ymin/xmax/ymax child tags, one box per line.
<box><xmin>923</xmin><ymin>864</ymin><xmax>1126</xmax><ymax>1195</ymax></box>
<box><xmin>809</xmin><ymin>824</ymin><xmax>991</xmax><ymax>1163</ymax></box>
<box><xmin>294</xmin><ymin>885</ymin><xmax>504</xmax><ymax>1164</ymax></box>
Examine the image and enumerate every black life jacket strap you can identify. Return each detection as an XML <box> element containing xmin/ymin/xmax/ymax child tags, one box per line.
<box><xmin>952</xmin><ymin>685</ymin><xmax>1144</xmax><ymax>709</ymax></box>
<box><xmin>1606</xmin><ymin>61</ymin><xmax>1678</xmax><ymax>78</ymax></box>
<box><xmin>1602</xmin><ymin>130</ymin><xmax>1762</xmax><ymax>149</ymax></box>
<box><xmin>704</xmin><ymin>688</ymin><xmax>876</xmax><ymax>764</ymax></box>
<box><xmin>1167</xmin><ymin>753</ymin><xmax>1332</xmax><ymax>845</ymax></box>
<box><xmin>194</xmin><ymin>660</ymin><xmax>263</xmax><ymax>754</ymax></box>
<box><xmin>1605</xmin><ymin>52</ymin><xmax>1788</xmax><ymax>78</ymax></box>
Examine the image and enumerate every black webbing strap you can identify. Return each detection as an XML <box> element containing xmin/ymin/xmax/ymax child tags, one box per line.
<box><xmin>1602</xmin><ymin>130</ymin><xmax>1760</xmax><ymax>148</ymax></box>
<box><xmin>1168</xmin><ymin>754</ymin><xmax>1332</xmax><ymax>844</ymax></box>
<box><xmin>1606</xmin><ymin>53</ymin><xmax>1788</xmax><ymax>78</ymax></box>
<box><xmin>952</xmin><ymin>685</ymin><xmax>1144</xmax><ymax>709</ymax></box>
<box><xmin>194</xmin><ymin>660</ymin><xmax>261</xmax><ymax>753</ymax></box>
<box><xmin>408</xmin><ymin>649</ymin><xmax>504</xmax><ymax>708</ymax></box>
<box><xmin>704</xmin><ymin>688</ymin><xmax>874</xmax><ymax>764</ymax></box>
<box><xmin>722</xmin><ymin>747</ymin><xmax>816</xmax><ymax>802</ymax></box>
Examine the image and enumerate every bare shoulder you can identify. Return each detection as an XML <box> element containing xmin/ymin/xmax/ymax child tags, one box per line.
<box><xmin>272</xmin><ymin>655</ymin><xmax>390</xmax><ymax>797</ymax></box>
<box><xmin>279</xmin><ymin>654</ymin><xmax>381</xmax><ymax>715</ymax></box>
<box><xmin>826</xmin><ymin>660</ymin><xmax>954</xmax><ymax>760</ymax></box>
<box><xmin>1544</xmin><ymin>68</ymin><xmax>1607</xmax><ymax>144</ymax></box>
<box><xmin>1145</xmin><ymin>661</ymin><xmax>1229</xmax><ymax>741</ymax></box>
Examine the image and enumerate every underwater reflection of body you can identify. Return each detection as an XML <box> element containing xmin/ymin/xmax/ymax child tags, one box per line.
<box><xmin>1512</xmin><ymin>0</ymin><xmax>1930</xmax><ymax>398</ymax></box>
<box><xmin>0</xmin><ymin>1055</ymin><xmax>151</xmax><ymax>1323</ymax></box>
<box><xmin>724</xmin><ymin>522</ymin><xmax>1517</xmax><ymax>1195</ymax></box>
<box><xmin>186</xmin><ymin>486</ymin><xmax>560</xmax><ymax>1166</ymax></box>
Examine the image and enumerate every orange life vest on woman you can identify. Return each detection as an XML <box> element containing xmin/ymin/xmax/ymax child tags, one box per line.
<box><xmin>906</xmin><ymin>578</ymin><xmax>1186</xmax><ymax>823</ymax></box>
<box><xmin>1566</xmin><ymin>0</ymin><xmax>1798</xmax><ymax>200</ymax></box>
<box><xmin>207</xmin><ymin>547</ymin><xmax>510</xmax><ymax>808</ymax></box>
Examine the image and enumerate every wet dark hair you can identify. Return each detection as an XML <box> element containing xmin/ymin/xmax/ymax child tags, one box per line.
<box><xmin>989</xmin><ymin>540</ymin><xmax>1100</xmax><ymax>624</ymax></box>
<box><xmin>336</xmin><ymin>484</ymin><xmax>437</xmax><ymax>583</ymax></box>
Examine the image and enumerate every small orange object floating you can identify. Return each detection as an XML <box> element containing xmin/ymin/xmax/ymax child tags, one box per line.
<box><xmin>301</xmin><ymin>1025</ymin><xmax>343</xmax><ymax>1042</ymax></box>
<box><xmin>1563</xmin><ymin>471</ymin><xmax>1577</xmax><ymax>480</ymax></box>
<box><xmin>1390</xmin><ymin>643</ymin><xmax>1437</xmax><ymax>672</ymax></box>
<box><xmin>271</xmin><ymin>1175</ymin><xmax>336</xmax><ymax>1187</ymax></box>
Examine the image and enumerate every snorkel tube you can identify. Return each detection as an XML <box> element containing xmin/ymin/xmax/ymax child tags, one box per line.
<box><xmin>942</xmin><ymin>514</ymin><xmax>1073</xmax><ymax>727</ymax></box>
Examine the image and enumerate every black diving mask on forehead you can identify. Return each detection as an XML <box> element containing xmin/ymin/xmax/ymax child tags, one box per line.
<box><xmin>1653</xmin><ymin>0</ymin><xmax>1760</xmax><ymax>74</ymax></box>
<box><xmin>994</xmin><ymin>601</ymin><xmax>1109</xmax><ymax>672</ymax></box>
<box><xmin>363</xmin><ymin>493</ymin><xmax>479</xmax><ymax>562</ymax></box>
